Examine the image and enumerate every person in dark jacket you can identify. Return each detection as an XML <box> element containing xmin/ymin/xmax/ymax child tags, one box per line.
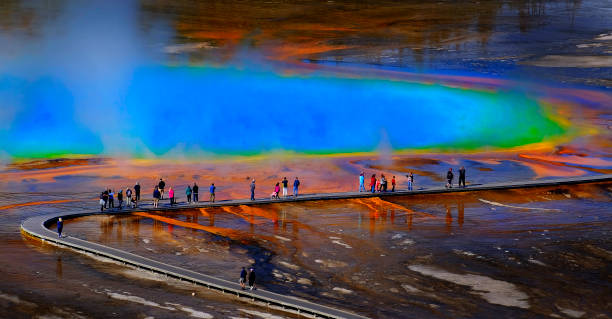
<box><xmin>248</xmin><ymin>267</ymin><xmax>256</xmax><ymax>290</ymax></box>
<box><xmin>158</xmin><ymin>179</ymin><xmax>166</xmax><ymax>199</ymax></box>
<box><xmin>153</xmin><ymin>186</ymin><xmax>160</xmax><ymax>208</ymax></box>
<box><xmin>57</xmin><ymin>217</ymin><xmax>63</xmax><ymax>238</ymax></box>
<box><xmin>446</xmin><ymin>168</ymin><xmax>454</xmax><ymax>188</ymax></box>
<box><xmin>293</xmin><ymin>177</ymin><xmax>300</xmax><ymax>197</ymax></box>
<box><xmin>134</xmin><ymin>182</ymin><xmax>141</xmax><ymax>201</ymax></box>
<box><xmin>239</xmin><ymin>267</ymin><xmax>247</xmax><ymax>290</ymax></box>
<box><xmin>102</xmin><ymin>190</ymin><xmax>109</xmax><ymax>208</ymax></box>
<box><xmin>192</xmin><ymin>183</ymin><xmax>199</xmax><ymax>202</ymax></box>
<box><xmin>117</xmin><ymin>190</ymin><xmax>123</xmax><ymax>210</ymax></box>
<box><xmin>250</xmin><ymin>179</ymin><xmax>256</xmax><ymax>200</ymax></box>
<box><xmin>459</xmin><ymin>166</ymin><xmax>466</xmax><ymax>188</ymax></box>
<box><xmin>109</xmin><ymin>189</ymin><xmax>115</xmax><ymax>208</ymax></box>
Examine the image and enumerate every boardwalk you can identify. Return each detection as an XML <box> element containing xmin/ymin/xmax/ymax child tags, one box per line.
<box><xmin>20</xmin><ymin>174</ymin><xmax>612</xmax><ymax>319</ymax></box>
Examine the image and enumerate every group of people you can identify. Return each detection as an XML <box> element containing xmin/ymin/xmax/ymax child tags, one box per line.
<box><xmin>359</xmin><ymin>172</ymin><xmax>398</xmax><ymax>193</ymax></box>
<box><xmin>446</xmin><ymin>166</ymin><xmax>467</xmax><ymax>188</ymax></box>
<box><xmin>239</xmin><ymin>266</ymin><xmax>257</xmax><ymax>290</ymax></box>
<box><xmin>269</xmin><ymin>177</ymin><xmax>300</xmax><ymax>199</ymax></box>
<box><xmin>152</xmin><ymin>178</ymin><xmax>217</xmax><ymax>207</ymax></box>
<box><xmin>99</xmin><ymin>183</ymin><xmax>141</xmax><ymax>212</ymax></box>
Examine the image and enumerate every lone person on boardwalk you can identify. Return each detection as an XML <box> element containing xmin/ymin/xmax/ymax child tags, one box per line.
<box><xmin>186</xmin><ymin>185</ymin><xmax>192</xmax><ymax>203</ymax></box>
<box><xmin>192</xmin><ymin>183</ymin><xmax>199</xmax><ymax>202</ymax></box>
<box><xmin>293</xmin><ymin>177</ymin><xmax>300</xmax><ymax>197</ymax></box>
<box><xmin>370</xmin><ymin>174</ymin><xmax>376</xmax><ymax>193</ymax></box>
<box><xmin>239</xmin><ymin>267</ymin><xmax>247</xmax><ymax>290</ymax></box>
<box><xmin>248</xmin><ymin>267</ymin><xmax>256</xmax><ymax>290</ymax></box>
<box><xmin>250</xmin><ymin>179</ymin><xmax>256</xmax><ymax>201</ymax></box>
<box><xmin>158</xmin><ymin>179</ymin><xmax>166</xmax><ymax>199</ymax></box>
<box><xmin>134</xmin><ymin>182</ymin><xmax>141</xmax><ymax>201</ymax></box>
<box><xmin>282</xmin><ymin>177</ymin><xmax>288</xmax><ymax>197</ymax></box>
<box><xmin>459</xmin><ymin>166</ymin><xmax>466</xmax><ymax>188</ymax></box>
<box><xmin>57</xmin><ymin>217</ymin><xmax>63</xmax><ymax>238</ymax></box>
<box><xmin>210</xmin><ymin>183</ymin><xmax>216</xmax><ymax>202</ymax></box>
<box><xmin>169</xmin><ymin>187</ymin><xmax>175</xmax><ymax>206</ymax></box>
<box><xmin>359</xmin><ymin>172</ymin><xmax>365</xmax><ymax>192</ymax></box>
<box><xmin>446</xmin><ymin>168</ymin><xmax>454</xmax><ymax>188</ymax></box>
<box><xmin>408</xmin><ymin>172</ymin><xmax>414</xmax><ymax>191</ymax></box>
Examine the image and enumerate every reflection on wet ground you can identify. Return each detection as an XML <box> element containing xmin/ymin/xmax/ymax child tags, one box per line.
<box><xmin>64</xmin><ymin>183</ymin><xmax>612</xmax><ymax>318</ymax></box>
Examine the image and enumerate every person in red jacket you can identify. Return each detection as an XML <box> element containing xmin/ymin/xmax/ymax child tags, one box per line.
<box><xmin>391</xmin><ymin>176</ymin><xmax>396</xmax><ymax>192</ymax></box>
<box><xmin>370</xmin><ymin>174</ymin><xmax>376</xmax><ymax>193</ymax></box>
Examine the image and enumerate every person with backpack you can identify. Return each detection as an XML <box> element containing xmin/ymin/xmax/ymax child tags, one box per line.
<box><xmin>293</xmin><ymin>177</ymin><xmax>300</xmax><ymax>197</ymax></box>
<box><xmin>192</xmin><ymin>183</ymin><xmax>199</xmax><ymax>202</ymax></box>
<box><xmin>185</xmin><ymin>185</ymin><xmax>192</xmax><ymax>203</ymax></box>
<box><xmin>209</xmin><ymin>183</ymin><xmax>216</xmax><ymax>202</ymax></box>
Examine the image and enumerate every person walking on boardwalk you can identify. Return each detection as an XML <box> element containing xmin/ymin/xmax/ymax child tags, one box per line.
<box><xmin>126</xmin><ymin>188</ymin><xmax>132</xmax><ymax>207</ymax></box>
<box><xmin>158</xmin><ymin>178</ymin><xmax>166</xmax><ymax>199</ymax></box>
<box><xmin>186</xmin><ymin>185</ymin><xmax>192</xmax><ymax>203</ymax></box>
<box><xmin>153</xmin><ymin>186</ymin><xmax>160</xmax><ymax>208</ymax></box>
<box><xmin>293</xmin><ymin>177</ymin><xmax>300</xmax><ymax>197</ymax></box>
<box><xmin>446</xmin><ymin>168</ymin><xmax>454</xmax><ymax>188</ymax></box>
<box><xmin>134</xmin><ymin>182</ymin><xmax>141</xmax><ymax>201</ymax></box>
<box><xmin>370</xmin><ymin>174</ymin><xmax>376</xmax><ymax>193</ymax></box>
<box><xmin>57</xmin><ymin>217</ymin><xmax>63</xmax><ymax>238</ymax></box>
<box><xmin>99</xmin><ymin>192</ymin><xmax>105</xmax><ymax>212</ymax></box>
<box><xmin>459</xmin><ymin>166</ymin><xmax>466</xmax><ymax>188</ymax></box>
<box><xmin>132</xmin><ymin>192</ymin><xmax>137</xmax><ymax>208</ymax></box>
<box><xmin>250</xmin><ymin>179</ymin><xmax>256</xmax><ymax>200</ymax></box>
<box><xmin>209</xmin><ymin>183</ymin><xmax>216</xmax><ymax>202</ymax></box>
<box><xmin>192</xmin><ymin>183</ymin><xmax>199</xmax><ymax>202</ymax></box>
<box><xmin>391</xmin><ymin>176</ymin><xmax>396</xmax><ymax>192</ymax></box>
<box><xmin>248</xmin><ymin>267</ymin><xmax>256</xmax><ymax>290</ymax></box>
<box><xmin>359</xmin><ymin>172</ymin><xmax>365</xmax><ymax>192</ymax></box>
<box><xmin>168</xmin><ymin>187</ymin><xmax>175</xmax><ymax>206</ymax></box>
<box><xmin>272</xmin><ymin>182</ymin><xmax>280</xmax><ymax>199</ymax></box>
<box><xmin>282</xmin><ymin>177</ymin><xmax>288</xmax><ymax>197</ymax></box>
<box><xmin>117</xmin><ymin>189</ymin><xmax>123</xmax><ymax>210</ymax></box>
<box><xmin>239</xmin><ymin>267</ymin><xmax>247</xmax><ymax>290</ymax></box>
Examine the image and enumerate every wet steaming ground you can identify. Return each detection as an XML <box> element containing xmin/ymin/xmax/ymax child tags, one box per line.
<box><xmin>61</xmin><ymin>183</ymin><xmax>612</xmax><ymax>318</ymax></box>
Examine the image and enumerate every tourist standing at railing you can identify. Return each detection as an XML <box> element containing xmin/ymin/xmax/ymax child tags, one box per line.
<box><xmin>169</xmin><ymin>187</ymin><xmax>175</xmax><ymax>206</ymax></box>
<box><xmin>293</xmin><ymin>177</ymin><xmax>300</xmax><ymax>197</ymax></box>
<box><xmin>186</xmin><ymin>185</ymin><xmax>192</xmax><ymax>203</ymax></box>
<box><xmin>359</xmin><ymin>172</ymin><xmax>365</xmax><ymax>192</ymax></box>
<box><xmin>250</xmin><ymin>179</ymin><xmax>256</xmax><ymax>200</ymax></box>
<box><xmin>158</xmin><ymin>178</ymin><xmax>166</xmax><ymax>199</ymax></box>
<box><xmin>210</xmin><ymin>183</ymin><xmax>216</xmax><ymax>202</ymax></box>
<box><xmin>459</xmin><ymin>166</ymin><xmax>466</xmax><ymax>188</ymax></box>
<box><xmin>446</xmin><ymin>168</ymin><xmax>454</xmax><ymax>188</ymax></box>
<box><xmin>134</xmin><ymin>182</ymin><xmax>141</xmax><ymax>201</ymax></box>
<box><xmin>193</xmin><ymin>183</ymin><xmax>199</xmax><ymax>202</ymax></box>
<box><xmin>370</xmin><ymin>174</ymin><xmax>376</xmax><ymax>193</ymax></box>
<box><xmin>282</xmin><ymin>177</ymin><xmax>288</xmax><ymax>197</ymax></box>
<box><xmin>391</xmin><ymin>176</ymin><xmax>396</xmax><ymax>192</ymax></box>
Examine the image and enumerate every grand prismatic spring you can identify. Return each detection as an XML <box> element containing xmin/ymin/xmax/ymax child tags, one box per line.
<box><xmin>1</xmin><ymin>0</ymin><xmax>611</xmax><ymax>318</ymax></box>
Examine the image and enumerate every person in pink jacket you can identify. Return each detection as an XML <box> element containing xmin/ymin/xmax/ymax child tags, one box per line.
<box><xmin>168</xmin><ymin>187</ymin><xmax>175</xmax><ymax>206</ymax></box>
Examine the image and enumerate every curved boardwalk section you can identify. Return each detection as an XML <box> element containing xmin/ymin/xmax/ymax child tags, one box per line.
<box><xmin>20</xmin><ymin>174</ymin><xmax>612</xmax><ymax>319</ymax></box>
